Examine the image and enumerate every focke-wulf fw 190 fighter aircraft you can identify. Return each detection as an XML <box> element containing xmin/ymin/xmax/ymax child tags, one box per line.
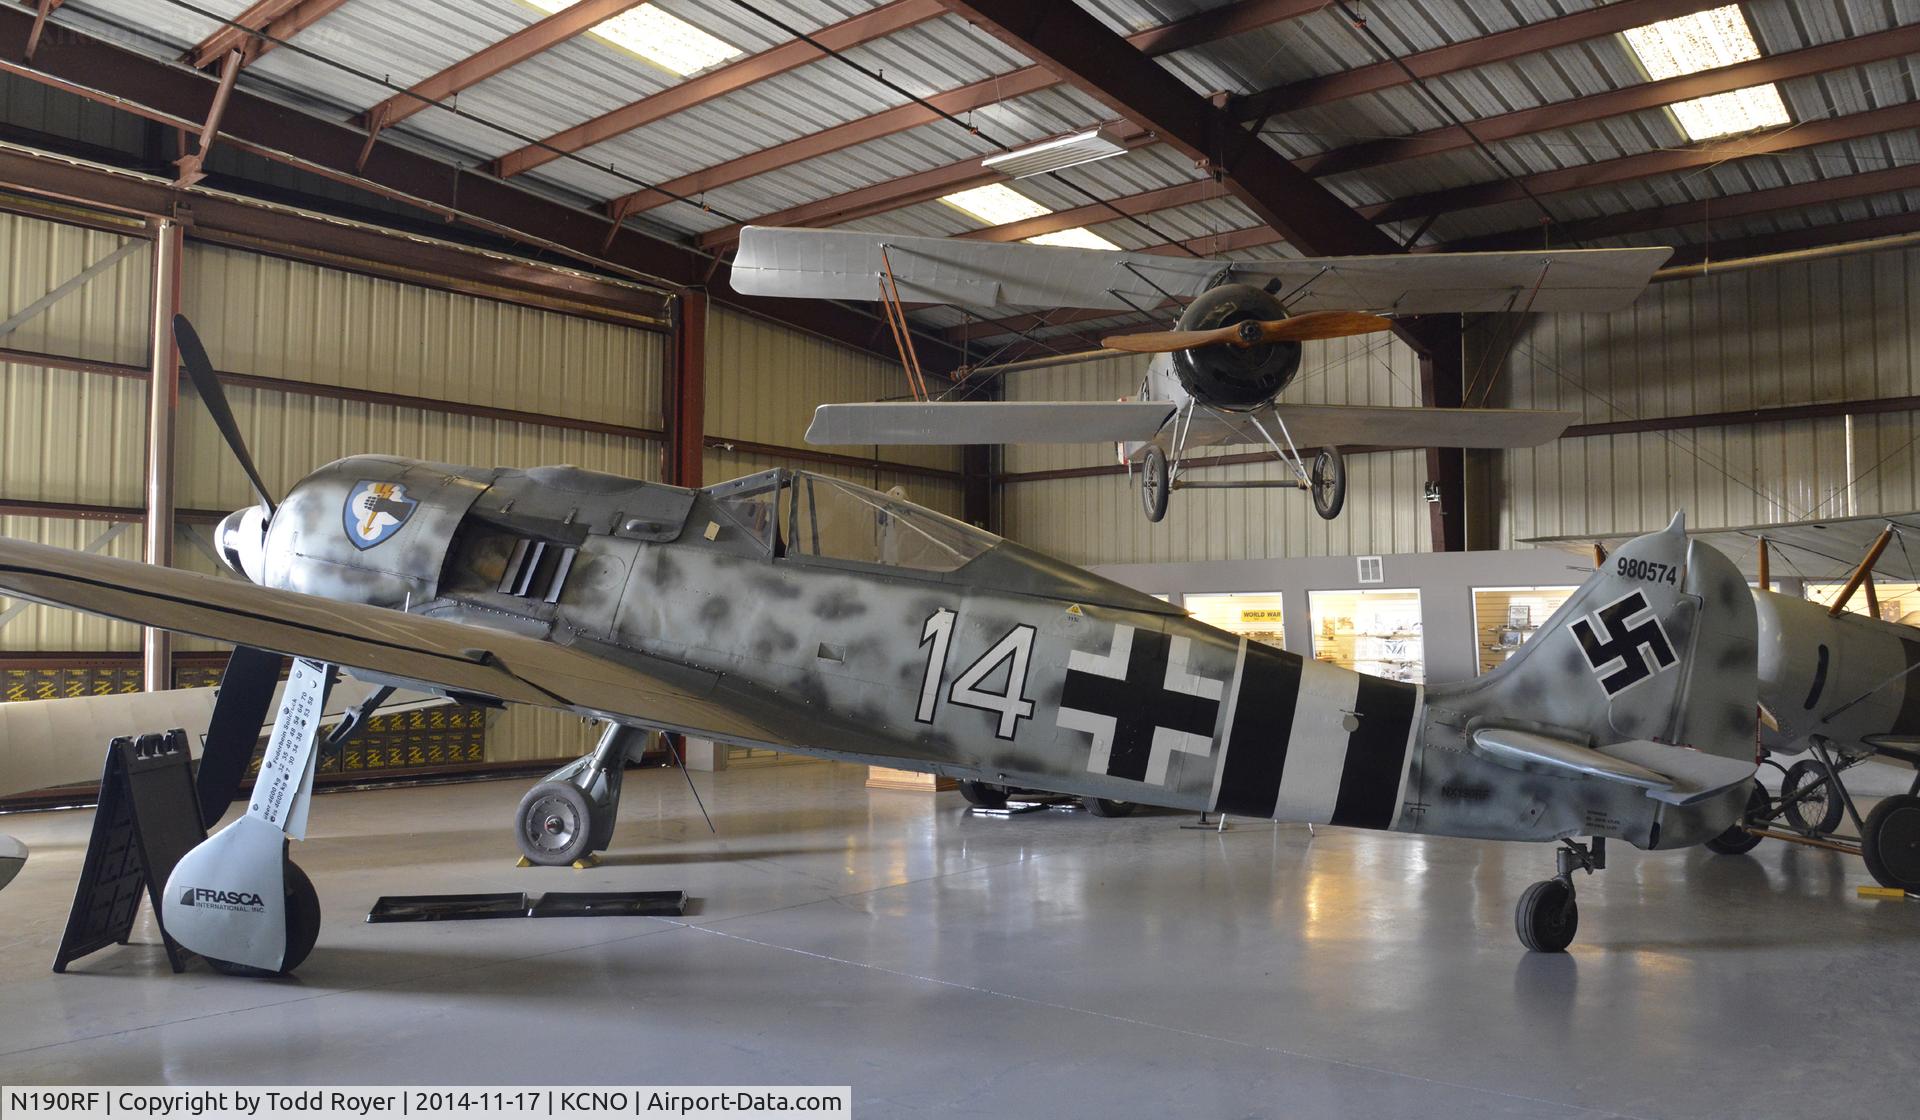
<box><xmin>0</xmin><ymin>319</ymin><xmax>1774</xmax><ymax>971</ymax></box>
<box><xmin>728</xmin><ymin>226</ymin><xmax>1672</xmax><ymax>522</ymax></box>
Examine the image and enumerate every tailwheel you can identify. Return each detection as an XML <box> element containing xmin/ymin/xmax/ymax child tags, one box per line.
<box><xmin>1514</xmin><ymin>878</ymin><xmax>1578</xmax><ymax>953</ymax></box>
<box><xmin>1705</xmin><ymin>780</ymin><xmax>1769</xmax><ymax>855</ymax></box>
<box><xmin>1861</xmin><ymin>794</ymin><xmax>1920</xmax><ymax>892</ymax></box>
<box><xmin>1309</xmin><ymin>446</ymin><xmax>1345</xmax><ymax>520</ymax></box>
<box><xmin>206</xmin><ymin>861</ymin><xmax>320</xmax><ymax>977</ymax></box>
<box><xmin>1140</xmin><ymin>444</ymin><xmax>1170</xmax><ymax>523</ymax></box>
<box><xmin>516</xmin><ymin>780</ymin><xmax>596</xmax><ymax>867</ymax></box>
<box><xmin>1781</xmin><ymin>758</ymin><xmax>1845</xmax><ymax>835</ymax></box>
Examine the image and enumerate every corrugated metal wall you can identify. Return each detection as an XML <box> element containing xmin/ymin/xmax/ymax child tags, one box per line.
<box><xmin>704</xmin><ymin>305</ymin><xmax>967</xmax><ymax>517</ymax></box>
<box><xmin>1487</xmin><ymin>245</ymin><xmax>1920</xmax><ymax>548</ymax></box>
<box><xmin>0</xmin><ymin>211</ymin><xmax>668</xmax><ymax>763</ymax></box>
<box><xmin>999</xmin><ymin>340</ymin><xmax>1433</xmax><ymax>565</ymax></box>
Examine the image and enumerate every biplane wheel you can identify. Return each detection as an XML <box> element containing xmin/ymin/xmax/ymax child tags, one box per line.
<box><xmin>1514</xmin><ymin>878</ymin><xmax>1578</xmax><ymax>952</ymax></box>
<box><xmin>1310</xmin><ymin>447</ymin><xmax>1346</xmax><ymax>520</ymax></box>
<box><xmin>1782</xmin><ymin>759</ymin><xmax>1845</xmax><ymax>835</ymax></box>
<box><xmin>1082</xmin><ymin>797</ymin><xmax>1135</xmax><ymax>818</ymax></box>
<box><xmin>515</xmin><ymin>780</ymin><xmax>595</xmax><ymax>867</ymax></box>
<box><xmin>1861</xmin><ymin>794</ymin><xmax>1920</xmax><ymax>892</ymax></box>
<box><xmin>958</xmin><ymin>781</ymin><xmax>1008</xmax><ymax>810</ymax></box>
<box><xmin>1705</xmin><ymin>781</ymin><xmax>1769</xmax><ymax>855</ymax></box>
<box><xmin>207</xmin><ymin>861</ymin><xmax>320</xmax><ymax>977</ymax></box>
<box><xmin>1140</xmin><ymin>445</ymin><xmax>1170</xmax><ymax>523</ymax></box>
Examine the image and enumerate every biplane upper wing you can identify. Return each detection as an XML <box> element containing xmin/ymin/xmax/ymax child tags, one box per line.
<box><xmin>1180</xmin><ymin>403</ymin><xmax>1579</xmax><ymax>452</ymax></box>
<box><xmin>0</xmin><ymin>537</ymin><xmax>800</xmax><ymax>750</ymax></box>
<box><xmin>806</xmin><ymin>401</ymin><xmax>1176</xmax><ymax>445</ymax></box>
<box><xmin>732</xmin><ymin>226</ymin><xmax>1673</xmax><ymax>313</ymax></box>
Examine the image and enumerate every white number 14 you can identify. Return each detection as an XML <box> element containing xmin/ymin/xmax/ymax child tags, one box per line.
<box><xmin>916</xmin><ymin>609</ymin><xmax>1036</xmax><ymax>741</ymax></box>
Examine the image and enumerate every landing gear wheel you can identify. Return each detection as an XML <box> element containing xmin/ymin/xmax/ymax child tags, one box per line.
<box><xmin>1083</xmin><ymin>797</ymin><xmax>1135</xmax><ymax>818</ymax></box>
<box><xmin>1310</xmin><ymin>446</ymin><xmax>1345</xmax><ymax>520</ymax></box>
<box><xmin>206</xmin><ymin>861</ymin><xmax>320</xmax><ymax>977</ymax></box>
<box><xmin>1782</xmin><ymin>759</ymin><xmax>1845</xmax><ymax>835</ymax></box>
<box><xmin>1140</xmin><ymin>445</ymin><xmax>1170</xmax><ymax>523</ymax></box>
<box><xmin>1861</xmin><ymin>794</ymin><xmax>1920</xmax><ymax>892</ymax></box>
<box><xmin>1705</xmin><ymin>780</ymin><xmax>1769</xmax><ymax>855</ymax></box>
<box><xmin>958</xmin><ymin>781</ymin><xmax>1008</xmax><ymax>810</ymax></box>
<box><xmin>1514</xmin><ymin>878</ymin><xmax>1578</xmax><ymax>953</ymax></box>
<box><xmin>516</xmin><ymin>780</ymin><xmax>596</xmax><ymax>866</ymax></box>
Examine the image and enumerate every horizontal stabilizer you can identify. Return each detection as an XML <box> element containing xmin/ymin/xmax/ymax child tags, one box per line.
<box><xmin>806</xmin><ymin>401</ymin><xmax>1176</xmax><ymax>446</ymax></box>
<box><xmin>0</xmin><ymin>835</ymin><xmax>23</xmax><ymax>892</ymax></box>
<box><xmin>1182</xmin><ymin>404</ymin><xmax>1577</xmax><ymax>452</ymax></box>
<box><xmin>1470</xmin><ymin>728</ymin><xmax>1756</xmax><ymax>805</ymax></box>
<box><xmin>733</xmin><ymin>226</ymin><xmax>1671</xmax><ymax>313</ymax></box>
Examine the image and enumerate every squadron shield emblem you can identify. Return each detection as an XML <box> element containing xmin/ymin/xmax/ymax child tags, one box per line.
<box><xmin>343</xmin><ymin>480</ymin><xmax>417</xmax><ymax>550</ymax></box>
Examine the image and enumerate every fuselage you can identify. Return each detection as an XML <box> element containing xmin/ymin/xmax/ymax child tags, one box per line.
<box><xmin>221</xmin><ymin>454</ymin><xmax>1740</xmax><ymax>850</ymax></box>
<box><xmin>1755</xmin><ymin>588</ymin><xmax>1920</xmax><ymax>760</ymax></box>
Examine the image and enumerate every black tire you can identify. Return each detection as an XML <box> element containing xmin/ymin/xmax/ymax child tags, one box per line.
<box><xmin>1310</xmin><ymin>446</ymin><xmax>1346</xmax><ymax>520</ymax></box>
<box><xmin>1861</xmin><ymin>794</ymin><xmax>1920</xmax><ymax>892</ymax></box>
<box><xmin>1083</xmin><ymin>797</ymin><xmax>1135</xmax><ymax>818</ymax></box>
<box><xmin>958</xmin><ymin>781</ymin><xmax>1008</xmax><ymax>810</ymax></box>
<box><xmin>1514</xmin><ymin>878</ymin><xmax>1578</xmax><ymax>953</ymax></box>
<box><xmin>1705</xmin><ymin>780</ymin><xmax>1768</xmax><ymax>855</ymax></box>
<box><xmin>1140</xmin><ymin>444</ymin><xmax>1170</xmax><ymax>523</ymax></box>
<box><xmin>1781</xmin><ymin>758</ymin><xmax>1845</xmax><ymax>835</ymax></box>
<box><xmin>515</xmin><ymin>780</ymin><xmax>596</xmax><ymax>866</ymax></box>
<box><xmin>206</xmin><ymin>861</ymin><xmax>320</xmax><ymax>977</ymax></box>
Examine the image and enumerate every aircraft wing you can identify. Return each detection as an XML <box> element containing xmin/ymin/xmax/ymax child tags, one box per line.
<box><xmin>0</xmin><ymin>537</ymin><xmax>799</xmax><ymax>750</ymax></box>
<box><xmin>1173</xmin><ymin>403</ymin><xmax>1578</xmax><ymax>452</ymax></box>
<box><xmin>732</xmin><ymin>226</ymin><xmax>1671</xmax><ymax>313</ymax></box>
<box><xmin>806</xmin><ymin>401</ymin><xmax>1176</xmax><ymax>445</ymax></box>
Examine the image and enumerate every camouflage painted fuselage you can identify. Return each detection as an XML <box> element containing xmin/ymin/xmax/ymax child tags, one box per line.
<box><xmin>252</xmin><ymin>455</ymin><xmax>1754</xmax><ymax>852</ymax></box>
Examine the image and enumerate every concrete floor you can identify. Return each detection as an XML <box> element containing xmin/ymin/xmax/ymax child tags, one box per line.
<box><xmin>0</xmin><ymin>758</ymin><xmax>1913</xmax><ymax>1118</ymax></box>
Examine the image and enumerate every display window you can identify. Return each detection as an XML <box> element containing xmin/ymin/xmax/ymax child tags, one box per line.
<box><xmin>1184</xmin><ymin>592</ymin><xmax>1287</xmax><ymax>650</ymax></box>
<box><xmin>1804</xmin><ymin>580</ymin><xmax>1920</xmax><ymax>625</ymax></box>
<box><xmin>1308</xmin><ymin>588</ymin><xmax>1423</xmax><ymax>682</ymax></box>
<box><xmin>1472</xmin><ymin>586</ymin><xmax>1579</xmax><ymax>675</ymax></box>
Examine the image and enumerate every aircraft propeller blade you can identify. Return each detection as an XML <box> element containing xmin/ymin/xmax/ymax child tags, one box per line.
<box><xmin>173</xmin><ymin>314</ymin><xmax>276</xmax><ymax>515</ymax></box>
<box><xmin>1102</xmin><ymin>310</ymin><xmax>1394</xmax><ymax>353</ymax></box>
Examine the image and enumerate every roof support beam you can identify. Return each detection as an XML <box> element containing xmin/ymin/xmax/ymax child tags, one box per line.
<box><xmin>0</xmin><ymin>7</ymin><xmax>955</xmax><ymax>362</ymax></box>
<box><xmin>23</xmin><ymin>0</ymin><xmax>61</xmax><ymax>63</ymax></box>
<box><xmin>608</xmin><ymin>0</ymin><xmax>1329</xmax><ymax>218</ymax></box>
<box><xmin>492</xmin><ymin>0</ymin><xmax>949</xmax><ymax>181</ymax></box>
<box><xmin>186</xmin><ymin>0</ymin><xmax>350</xmax><ymax>69</ymax></box>
<box><xmin>173</xmin><ymin>47</ymin><xmax>241</xmax><ymax>186</ymax></box>
<box><xmin>359</xmin><ymin>0</ymin><xmax>650</xmax><ymax>139</ymax></box>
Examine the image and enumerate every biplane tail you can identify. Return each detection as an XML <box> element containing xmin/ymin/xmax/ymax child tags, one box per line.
<box><xmin>1450</xmin><ymin>513</ymin><xmax>1759</xmax><ymax>822</ymax></box>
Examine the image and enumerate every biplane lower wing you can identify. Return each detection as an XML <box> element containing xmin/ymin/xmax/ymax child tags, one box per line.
<box><xmin>1178</xmin><ymin>403</ymin><xmax>1579</xmax><ymax>452</ymax></box>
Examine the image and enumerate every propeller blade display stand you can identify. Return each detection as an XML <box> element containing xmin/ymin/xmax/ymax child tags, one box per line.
<box><xmin>161</xmin><ymin>659</ymin><xmax>333</xmax><ymax>975</ymax></box>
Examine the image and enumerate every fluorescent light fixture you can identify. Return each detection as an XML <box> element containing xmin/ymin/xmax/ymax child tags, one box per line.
<box><xmin>939</xmin><ymin>183</ymin><xmax>1050</xmax><ymax>226</ymax></box>
<box><xmin>525</xmin><ymin>0</ymin><xmax>742</xmax><ymax>77</ymax></box>
<box><xmin>1623</xmin><ymin>4</ymin><xmax>1790</xmax><ymax>140</ymax></box>
<box><xmin>981</xmin><ymin>126</ymin><xmax>1130</xmax><ymax>178</ymax></box>
<box><xmin>1026</xmin><ymin>228</ymin><xmax>1121</xmax><ymax>251</ymax></box>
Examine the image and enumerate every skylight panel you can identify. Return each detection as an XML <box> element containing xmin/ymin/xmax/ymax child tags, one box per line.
<box><xmin>1026</xmin><ymin>228</ymin><xmax>1121</xmax><ymax>251</ymax></box>
<box><xmin>525</xmin><ymin>1</ymin><xmax>743</xmax><ymax>77</ymax></box>
<box><xmin>939</xmin><ymin>184</ymin><xmax>1050</xmax><ymax>226</ymax></box>
<box><xmin>1622</xmin><ymin>4</ymin><xmax>1790</xmax><ymax>141</ymax></box>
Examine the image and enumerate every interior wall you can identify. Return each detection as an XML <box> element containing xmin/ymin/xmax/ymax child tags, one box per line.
<box><xmin>1486</xmin><ymin>244</ymin><xmax>1920</xmax><ymax>548</ymax></box>
<box><xmin>704</xmin><ymin>305</ymin><xmax>966</xmax><ymax>517</ymax></box>
<box><xmin>0</xmin><ymin>209</ymin><xmax>669</xmax><ymax>764</ymax></box>
<box><xmin>997</xmin><ymin>338</ymin><xmax>1434</xmax><ymax>566</ymax></box>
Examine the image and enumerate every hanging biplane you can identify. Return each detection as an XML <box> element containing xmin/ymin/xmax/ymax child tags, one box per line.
<box><xmin>0</xmin><ymin>316</ymin><xmax>1797</xmax><ymax>973</ymax></box>
<box><xmin>729</xmin><ymin>226</ymin><xmax>1672</xmax><ymax>521</ymax></box>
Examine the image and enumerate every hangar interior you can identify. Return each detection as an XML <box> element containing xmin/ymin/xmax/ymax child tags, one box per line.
<box><xmin>1</xmin><ymin>1</ymin><xmax>1918</xmax><ymax>1115</ymax></box>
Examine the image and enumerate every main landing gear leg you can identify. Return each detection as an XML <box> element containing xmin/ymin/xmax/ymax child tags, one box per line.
<box><xmin>514</xmin><ymin>723</ymin><xmax>645</xmax><ymax>867</ymax></box>
<box><xmin>1516</xmin><ymin>837</ymin><xmax>1605</xmax><ymax>952</ymax></box>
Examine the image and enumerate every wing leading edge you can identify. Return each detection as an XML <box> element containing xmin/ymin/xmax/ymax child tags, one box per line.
<box><xmin>0</xmin><ymin>537</ymin><xmax>790</xmax><ymax>749</ymax></box>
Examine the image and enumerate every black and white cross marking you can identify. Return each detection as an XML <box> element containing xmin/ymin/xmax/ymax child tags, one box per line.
<box><xmin>1058</xmin><ymin>625</ymin><xmax>1225</xmax><ymax>785</ymax></box>
<box><xmin>1570</xmin><ymin>589</ymin><xmax>1676</xmax><ymax>696</ymax></box>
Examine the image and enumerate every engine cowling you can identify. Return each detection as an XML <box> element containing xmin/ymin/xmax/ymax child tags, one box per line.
<box><xmin>1169</xmin><ymin>283</ymin><xmax>1301</xmax><ymax>411</ymax></box>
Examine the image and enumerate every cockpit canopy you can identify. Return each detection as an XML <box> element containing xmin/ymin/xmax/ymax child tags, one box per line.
<box><xmin>710</xmin><ymin>469</ymin><xmax>997</xmax><ymax>573</ymax></box>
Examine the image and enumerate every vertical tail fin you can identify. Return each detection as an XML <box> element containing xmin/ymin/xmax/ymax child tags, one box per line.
<box><xmin>1469</xmin><ymin>512</ymin><xmax>1757</xmax><ymax>761</ymax></box>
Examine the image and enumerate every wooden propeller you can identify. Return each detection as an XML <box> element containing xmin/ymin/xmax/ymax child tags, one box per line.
<box><xmin>1102</xmin><ymin>310</ymin><xmax>1394</xmax><ymax>353</ymax></box>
